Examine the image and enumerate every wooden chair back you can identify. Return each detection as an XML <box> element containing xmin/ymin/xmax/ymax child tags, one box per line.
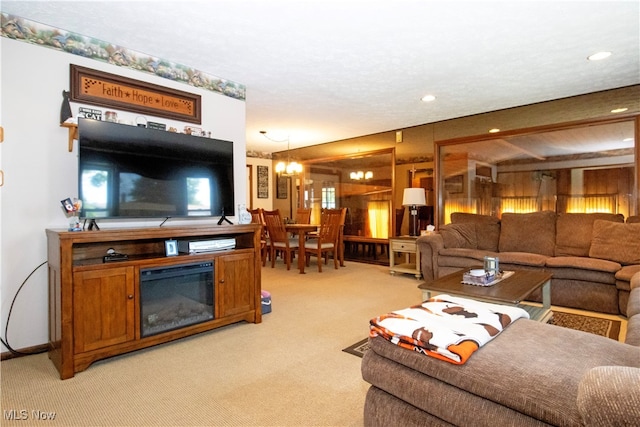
<box><xmin>262</xmin><ymin>209</ymin><xmax>288</xmax><ymax>243</ymax></box>
<box><xmin>248</xmin><ymin>208</ymin><xmax>264</xmax><ymax>225</ymax></box>
<box><xmin>248</xmin><ymin>208</ymin><xmax>268</xmax><ymax>266</ymax></box>
<box><xmin>317</xmin><ymin>209</ymin><xmax>343</xmax><ymax>244</ymax></box>
<box><xmin>295</xmin><ymin>208</ymin><xmax>312</xmax><ymax>224</ymax></box>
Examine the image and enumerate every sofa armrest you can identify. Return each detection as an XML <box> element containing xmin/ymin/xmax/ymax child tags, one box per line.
<box><xmin>627</xmin><ymin>271</ymin><xmax>640</xmax><ymax>322</ymax></box>
<box><xmin>631</xmin><ymin>271</ymin><xmax>640</xmax><ymax>291</ymax></box>
<box><xmin>416</xmin><ymin>234</ymin><xmax>444</xmax><ymax>281</ymax></box>
<box><xmin>577</xmin><ymin>366</ymin><xmax>640</xmax><ymax>426</ymax></box>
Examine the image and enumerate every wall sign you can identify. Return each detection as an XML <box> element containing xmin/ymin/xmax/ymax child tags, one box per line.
<box><xmin>70</xmin><ymin>65</ymin><xmax>202</xmax><ymax>124</ymax></box>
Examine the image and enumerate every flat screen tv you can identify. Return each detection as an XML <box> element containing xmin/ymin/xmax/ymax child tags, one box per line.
<box><xmin>78</xmin><ymin>119</ymin><xmax>234</xmax><ymax>220</ymax></box>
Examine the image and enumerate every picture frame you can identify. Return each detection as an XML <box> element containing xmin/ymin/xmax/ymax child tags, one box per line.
<box><xmin>165</xmin><ymin>239</ymin><xmax>178</xmax><ymax>256</ymax></box>
<box><xmin>276</xmin><ymin>176</ymin><xmax>288</xmax><ymax>199</ymax></box>
<box><xmin>257</xmin><ymin>165</ymin><xmax>269</xmax><ymax>199</ymax></box>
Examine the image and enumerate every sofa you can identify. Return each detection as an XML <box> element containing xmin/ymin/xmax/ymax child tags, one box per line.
<box><xmin>361</xmin><ymin>271</ymin><xmax>640</xmax><ymax>426</ymax></box>
<box><xmin>417</xmin><ymin>211</ymin><xmax>640</xmax><ymax>316</ymax></box>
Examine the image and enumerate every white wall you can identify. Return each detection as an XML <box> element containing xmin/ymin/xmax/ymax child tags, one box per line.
<box><xmin>0</xmin><ymin>37</ymin><xmax>246</xmax><ymax>352</ymax></box>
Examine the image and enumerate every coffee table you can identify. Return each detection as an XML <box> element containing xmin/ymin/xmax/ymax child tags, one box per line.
<box><xmin>418</xmin><ymin>269</ymin><xmax>552</xmax><ymax>322</ymax></box>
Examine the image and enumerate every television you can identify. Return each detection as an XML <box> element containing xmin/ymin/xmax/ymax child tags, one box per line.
<box><xmin>78</xmin><ymin>119</ymin><xmax>234</xmax><ymax>220</ymax></box>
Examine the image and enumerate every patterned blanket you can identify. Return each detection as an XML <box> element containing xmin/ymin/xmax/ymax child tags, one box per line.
<box><xmin>369</xmin><ymin>294</ymin><xmax>529</xmax><ymax>364</ymax></box>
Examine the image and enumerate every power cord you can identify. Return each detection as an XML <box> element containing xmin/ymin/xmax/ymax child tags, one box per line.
<box><xmin>1</xmin><ymin>260</ymin><xmax>48</xmax><ymax>356</ymax></box>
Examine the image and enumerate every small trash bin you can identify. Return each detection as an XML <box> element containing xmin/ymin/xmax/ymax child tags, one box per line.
<box><xmin>261</xmin><ymin>290</ymin><xmax>272</xmax><ymax>314</ymax></box>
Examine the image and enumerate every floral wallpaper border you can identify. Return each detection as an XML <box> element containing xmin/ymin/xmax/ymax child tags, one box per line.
<box><xmin>1</xmin><ymin>13</ymin><xmax>246</xmax><ymax>101</ymax></box>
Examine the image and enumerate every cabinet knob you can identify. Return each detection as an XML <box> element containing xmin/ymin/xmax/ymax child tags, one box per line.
<box><xmin>128</xmin><ymin>294</ymin><xmax>134</xmax><ymax>299</ymax></box>
<box><xmin>219</xmin><ymin>279</ymin><xmax>225</xmax><ymax>284</ymax></box>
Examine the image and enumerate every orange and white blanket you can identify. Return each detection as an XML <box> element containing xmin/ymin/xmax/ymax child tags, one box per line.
<box><xmin>369</xmin><ymin>294</ymin><xmax>529</xmax><ymax>364</ymax></box>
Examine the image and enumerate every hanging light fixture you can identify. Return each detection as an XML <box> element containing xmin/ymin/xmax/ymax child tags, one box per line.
<box><xmin>349</xmin><ymin>170</ymin><xmax>373</xmax><ymax>180</ymax></box>
<box><xmin>261</xmin><ymin>131</ymin><xmax>303</xmax><ymax>176</ymax></box>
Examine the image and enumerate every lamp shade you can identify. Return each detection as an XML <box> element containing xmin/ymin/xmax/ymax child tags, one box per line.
<box><xmin>402</xmin><ymin>188</ymin><xmax>426</xmax><ymax>206</ymax></box>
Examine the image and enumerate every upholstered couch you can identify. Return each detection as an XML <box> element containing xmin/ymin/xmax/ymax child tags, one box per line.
<box><xmin>417</xmin><ymin>211</ymin><xmax>640</xmax><ymax>315</ymax></box>
<box><xmin>361</xmin><ymin>272</ymin><xmax>640</xmax><ymax>426</ymax></box>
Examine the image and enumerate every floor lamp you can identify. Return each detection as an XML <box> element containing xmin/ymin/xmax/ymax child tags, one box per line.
<box><xmin>402</xmin><ymin>188</ymin><xmax>426</xmax><ymax>237</ymax></box>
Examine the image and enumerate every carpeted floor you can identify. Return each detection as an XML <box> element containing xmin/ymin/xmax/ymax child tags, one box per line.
<box><xmin>342</xmin><ymin>309</ymin><xmax>623</xmax><ymax>358</ymax></box>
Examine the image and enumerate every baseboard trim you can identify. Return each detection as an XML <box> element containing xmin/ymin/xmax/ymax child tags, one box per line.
<box><xmin>1</xmin><ymin>343</ymin><xmax>49</xmax><ymax>361</ymax></box>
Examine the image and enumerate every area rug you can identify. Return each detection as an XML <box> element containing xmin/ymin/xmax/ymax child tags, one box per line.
<box><xmin>342</xmin><ymin>310</ymin><xmax>622</xmax><ymax>358</ymax></box>
<box><xmin>548</xmin><ymin>311</ymin><xmax>621</xmax><ymax>340</ymax></box>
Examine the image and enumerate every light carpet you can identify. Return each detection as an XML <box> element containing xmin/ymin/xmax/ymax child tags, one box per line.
<box><xmin>1</xmin><ymin>261</ymin><xmax>423</xmax><ymax>426</ymax></box>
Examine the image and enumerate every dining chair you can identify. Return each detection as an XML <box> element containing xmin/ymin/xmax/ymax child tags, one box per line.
<box><xmin>263</xmin><ymin>209</ymin><xmax>299</xmax><ymax>270</ymax></box>
<box><xmin>295</xmin><ymin>208</ymin><xmax>312</xmax><ymax>224</ymax></box>
<box><xmin>248</xmin><ymin>207</ymin><xmax>268</xmax><ymax>266</ymax></box>
<box><xmin>304</xmin><ymin>208</ymin><xmax>342</xmax><ymax>272</ymax></box>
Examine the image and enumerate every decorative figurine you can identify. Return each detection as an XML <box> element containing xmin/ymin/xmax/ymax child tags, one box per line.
<box><xmin>60</xmin><ymin>90</ymin><xmax>72</xmax><ymax>124</ymax></box>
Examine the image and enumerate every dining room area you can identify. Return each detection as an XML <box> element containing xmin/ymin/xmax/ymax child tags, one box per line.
<box><xmin>249</xmin><ymin>206</ymin><xmax>347</xmax><ymax>274</ymax></box>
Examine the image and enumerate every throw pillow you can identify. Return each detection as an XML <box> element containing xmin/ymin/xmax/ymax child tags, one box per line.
<box><xmin>589</xmin><ymin>220</ymin><xmax>640</xmax><ymax>265</ymax></box>
<box><xmin>439</xmin><ymin>223</ymin><xmax>477</xmax><ymax>249</ymax></box>
<box><xmin>555</xmin><ymin>213</ymin><xmax>624</xmax><ymax>257</ymax></box>
<box><xmin>499</xmin><ymin>211</ymin><xmax>556</xmax><ymax>256</ymax></box>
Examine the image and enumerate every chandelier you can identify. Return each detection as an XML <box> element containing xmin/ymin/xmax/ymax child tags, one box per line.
<box><xmin>260</xmin><ymin>131</ymin><xmax>303</xmax><ymax>176</ymax></box>
<box><xmin>350</xmin><ymin>170</ymin><xmax>373</xmax><ymax>180</ymax></box>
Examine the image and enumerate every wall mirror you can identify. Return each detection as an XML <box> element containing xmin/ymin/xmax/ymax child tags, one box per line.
<box><xmin>436</xmin><ymin>118</ymin><xmax>637</xmax><ymax>225</ymax></box>
<box><xmin>301</xmin><ymin>149</ymin><xmax>394</xmax><ymax>239</ymax></box>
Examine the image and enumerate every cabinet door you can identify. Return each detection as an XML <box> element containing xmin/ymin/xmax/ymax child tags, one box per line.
<box><xmin>73</xmin><ymin>266</ymin><xmax>135</xmax><ymax>353</ymax></box>
<box><xmin>217</xmin><ymin>252</ymin><xmax>254</xmax><ymax>317</ymax></box>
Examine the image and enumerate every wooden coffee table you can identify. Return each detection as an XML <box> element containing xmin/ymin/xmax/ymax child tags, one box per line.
<box><xmin>418</xmin><ymin>269</ymin><xmax>552</xmax><ymax>322</ymax></box>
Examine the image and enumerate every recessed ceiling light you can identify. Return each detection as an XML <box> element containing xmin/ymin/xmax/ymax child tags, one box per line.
<box><xmin>488</xmin><ymin>128</ymin><xmax>500</xmax><ymax>133</ymax></box>
<box><xmin>588</xmin><ymin>51</ymin><xmax>612</xmax><ymax>61</ymax></box>
<box><xmin>421</xmin><ymin>94</ymin><xmax>436</xmax><ymax>102</ymax></box>
<box><xmin>611</xmin><ymin>107</ymin><xmax>628</xmax><ymax>113</ymax></box>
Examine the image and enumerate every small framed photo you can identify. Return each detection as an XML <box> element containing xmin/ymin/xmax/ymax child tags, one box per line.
<box><xmin>61</xmin><ymin>198</ymin><xmax>75</xmax><ymax>213</ymax></box>
<box><xmin>165</xmin><ymin>240</ymin><xmax>178</xmax><ymax>256</ymax></box>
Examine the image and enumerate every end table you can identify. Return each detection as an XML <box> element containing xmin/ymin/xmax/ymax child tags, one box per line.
<box><xmin>389</xmin><ymin>236</ymin><xmax>422</xmax><ymax>279</ymax></box>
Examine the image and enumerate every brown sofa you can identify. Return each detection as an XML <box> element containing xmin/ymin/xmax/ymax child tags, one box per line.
<box><xmin>417</xmin><ymin>211</ymin><xmax>640</xmax><ymax>315</ymax></box>
<box><xmin>361</xmin><ymin>272</ymin><xmax>640</xmax><ymax>426</ymax></box>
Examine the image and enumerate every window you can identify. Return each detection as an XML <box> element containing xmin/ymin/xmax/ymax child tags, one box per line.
<box><xmin>321</xmin><ymin>182</ymin><xmax>336</xmax><ymax>208</ymax></box>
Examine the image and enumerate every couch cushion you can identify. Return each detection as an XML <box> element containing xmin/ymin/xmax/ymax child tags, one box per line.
<box><xmin>438</xmin><ymin>247</ymin><xmax>494</xmax><ymax>262</ymax></box>
<box><xmin>555</xmin><ymin>213</ymin><xmax>624</xmax><ymax>257</ymax></box>
<box><xmin>451</xmin><ymin>212</ymin><xmax>500</xmax><ymax>251</ymax></box>
<box><xmin>589</xmin><ymin>220</ymin><xmax>640</xmax><ymax>265</ymax></box>
<box><xmin>627</xmin><ymin>216</ymin><xmax>640</xmax><ymax>223</ymax></box>
<box><xmin>499</xmin><ymin>211</ymin><xmax>556</xmax><ymax>256</ymax></box>
<box><xmin>439</xmin><ymin>223</ymin><xmax>477</xmax><ymax>249</ymax></box>
<box><xmin>495</xmin><ymin>251</ymin><xmax>548</xmax><ymax>267</ymax></box>
<box><xmin>546</xmin><ymin>256</ymin><xmax>621</xmax><ymax>273</ymax></box>
<box><xmin>615</xmin><ymin>265</ymin><xmax>640</xmax><ymax>282</ymax></box>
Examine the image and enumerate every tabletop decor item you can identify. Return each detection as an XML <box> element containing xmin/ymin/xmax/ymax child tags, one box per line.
<box><xmin>60</xmin><ymin>197</ymin><xmax>82</xmax><ymax>231</ymax></box>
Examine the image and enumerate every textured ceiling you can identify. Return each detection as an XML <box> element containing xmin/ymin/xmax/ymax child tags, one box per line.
<box><xmin>3</xmin><ymin>1</ymin><xmax>639</xmax><ymax>154</ymax></box>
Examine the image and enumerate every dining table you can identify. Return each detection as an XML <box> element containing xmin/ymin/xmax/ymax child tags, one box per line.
<box><xmin>284</xmin><ymin>223</ymin><xmax>319</xmax><ymax>274</ymax></box>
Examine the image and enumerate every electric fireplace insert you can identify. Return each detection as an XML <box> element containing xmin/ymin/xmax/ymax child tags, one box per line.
<box><xmin>139</xmin><ymin>261</ymin><xmax>214</xmax><ymax>337</ymax></box>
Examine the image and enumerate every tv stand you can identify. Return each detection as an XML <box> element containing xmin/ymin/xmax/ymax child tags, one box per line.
<box><xmin>46</xmin><ymin>224</ymin><xmax>262</xmax><ymax>379</ymax></box>
<box><xmin>217</xmin><ymin>208</ymin><xmax>233</xmax><ymax>225</ymax></box>
<box><xmin>85</xmin><ymin>218</ymin><xmax>100</xmax><ymax>230</ymax></box>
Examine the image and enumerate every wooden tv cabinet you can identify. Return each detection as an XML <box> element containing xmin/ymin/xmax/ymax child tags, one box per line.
<box><xmin>46</xmin><ymin>224</ymin><xmax>262</xmax><ymax>379</ymax></box>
